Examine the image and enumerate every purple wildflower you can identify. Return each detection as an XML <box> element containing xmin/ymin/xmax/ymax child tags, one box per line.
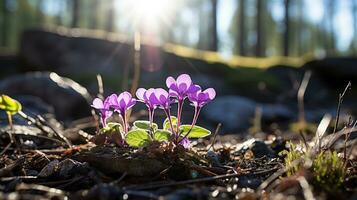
<box><xmin>110</xmin><ymin>92</ymin><xmax>136</xmax><ymax>133</ymax></box>
<box><xmin>91</xmin><ymin>97</ymin><xmax>113</xmax><ymax>127</ymax></box>
<box><xmin>166</xmin><ymin>74</ymin><xmax>200</xmax><ymax>135</ymax></box>
<box><xmin>179</xmin><ymin>137</ymin><xmax>190</xmax><ymax>149</ymax></box>
<box><xmin>166</xmin><ymin>74</ymin><xmax>200</xmax><ymax>100</ymax></box>
<box><xmin>153</xmin><ymin>88</ymin><xmax>171</xmax><ymax>109</ymax></box>
<box><xmin>136</xmin><ymin>88</ymin><xmax>158</xmax><ymax>109</ymax></box>
<box><xmin>179</xmin><ymin>88</ymin><xmax>216</xmax><ymax>144</ymax></box>
<box><xmin>136</xmin><ymin>88</ymin><xmax>159</xmax><ymax>127</ymax></box>
<box><xmin>188</xmin><ymin>88</ymin><xmax>216</xmax><ymax>108</ymax></box>
<box><xmin>110</xmin><ymin>92</ymin><xmax>136</xmax><ymax>114</ymax></box>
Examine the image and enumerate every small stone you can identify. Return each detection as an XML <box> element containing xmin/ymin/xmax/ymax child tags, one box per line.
<box><xmin>237</xmin><ymin>176</ymin><xmax>262</xmax><ymax>189</ymax></box>
<box><xmin>38</xmin><ymin>160</ymin><xmax>59</xmax><ymax>178</ymax></box>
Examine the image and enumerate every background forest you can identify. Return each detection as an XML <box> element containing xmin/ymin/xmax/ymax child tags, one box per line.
<box><xmin>1</xmin><ymin>0</ymin><xmax>356</xmax><ymax>58</ymax></box>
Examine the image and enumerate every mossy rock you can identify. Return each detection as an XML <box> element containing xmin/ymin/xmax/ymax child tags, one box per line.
<box><xmin>72</xmin><ymin>146</ymin><xmax>168</xmax><ymax>176</ymax></box>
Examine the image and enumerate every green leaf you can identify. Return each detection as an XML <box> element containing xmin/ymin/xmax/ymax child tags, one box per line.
<box><xmin>100</xmin><ymin>122</ymin><xmax>123</xmax><ymax>134</ymax></box>
<box><xmin>125</xmin><ymin>129</ymin><xmax>152</xmax><ymax>147</ymax></box>
<box><xmin>154</xmin><ymin>129</ymin><xmax>171</xmax><ymax>142</ymax></box>
<box><xmin>0</xmin><ymin>95</ymin><xmax>22</xmax><ymax>115</ymax></box>
<box><xmin>179</xmin><ymin>125</ymin><xmax>211</xmax><ymax>138</ymax></box>
<box><xmin>163</xmin><ymin>116</ymin><xmax>177</xmax><ymax>131</ymax></box>
<box><xmin>133</xmin><ymin>120</ymin><xmax>158</xmax><ymax>131</ymax></box>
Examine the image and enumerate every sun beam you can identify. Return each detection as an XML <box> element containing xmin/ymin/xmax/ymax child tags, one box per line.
<box><xmin>119</xmin><ymin>0</ymin><xmax>175</xmax><ymax>32</ymax></box>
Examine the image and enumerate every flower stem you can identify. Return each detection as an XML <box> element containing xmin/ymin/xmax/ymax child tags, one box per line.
<box><xmin>7</xmin><ymin>112</ymin><xmax>13</xmax><ymax>130</ymax></box>
<box><xmin>164</xmin><ymin>108</ymin><xmax>175</xmax><ymax>135</ymax></box>
<box><xmin>176</xmin><ymin>99</ymin><xmax>183</xmax><ymax>134</ymax></box>
<box><xmin>148</xmin><ymin>108</ymin><xmax>155</xmax><ymax>136</ymax></box>
<box><xmin>122</xmin><ymin>112</ymin><xmax>128</xmax><ymax>134</ymax></box>
<box><xmin>179</xmin><ymin>106</ymin><xmax>201</xmax><ymax>143</ymax></box>
<box><xmin>101</xmin><ymin>115</ymin><xmax>106</xmax><ymax>127</ymax></box>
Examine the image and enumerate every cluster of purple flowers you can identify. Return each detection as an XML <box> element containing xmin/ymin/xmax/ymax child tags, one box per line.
<box><xmin>91</xmin><ymin>74</ymin><xmax>216</xmax><ymax>147</ymax></box>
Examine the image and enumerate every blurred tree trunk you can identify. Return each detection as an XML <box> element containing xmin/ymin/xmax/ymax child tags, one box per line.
<box><xmin>198</xmin><ymin>2</ymin><xmax>207</xmax><ymax>50</ymax></box>
<box><xmin>209</xmin><ymin>0</ymin><xmax>218</xmax><ymax>51</ymax></box>
<box><xmin>239</xmin><ymin>0</ymin><xmax>246</xmax><ymax>56</ymax></box>
<box><xmin>352</xmin><ymin>0</ymin><xmax>357</xmax><ymax>54</ymax></box>
<box><xmin>283</xmin><ymin>0</ymin><xmax>290</xmax><ymax>56</ymax></box>
<box><xmin>105</xmin><ymin>0</ymin><xmax>115</xmax><ymax>31</ymax></box>
<box><xmin>55</xmin><ymin>1</ymin><xmax>63</xmax><ymax>25</ymax></box>
<box><xmin>1</xmin><ymin>0</ymin><xmax>8</xmax><ymax>47</ymax></box>
<box><xmin>71</xmin><ymin>0</ymin><xmax>80</xmax><ymax>28</ymax></box>
<box><xmin>297</xmin><ymin>0</ymin><xmax>304</xmax><ymax>56</ymax></box>
<box><xmin>327</xmin><ymin>0</ymin><xmax>336</xmax><ymax>54</ymax></box>
<box><xmin>89</xmin><ymin>0</ymin><xmax>98</xmax><ymax>29</ymax></box>
<box><xmin>255</xmin><ymin>0</ymin><xmax>265</xmax><ymax>57</ymax></box>
<box><xmin>36</xmin><ymin>0</ymin><xmax>44</xmax><ymax>23</ymax></box>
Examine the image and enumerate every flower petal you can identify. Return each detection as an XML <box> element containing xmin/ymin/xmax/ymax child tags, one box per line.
<box><xmin>187</xmin><ymin>84</ymin><xmax>201</xmax><ymax>94</ymax></box>
<box><xmin>169</xmin><ymin>89</ymin><xmax>179</xmax><ymax>97</ymax></box>
<box><xmin>204</xmin><ymin>88</ymin><xmax>216</xmax><ymax>100</ymax></box>
<box><xmin>178</xmin><ymin>83</ymin><xmax>188</xmax><ymax>94</ymax></box>
<box><xmin>91</xmin><ymin>98</ymin><xmax>103</xmax><ymax>109</ymax></box>
<box><xmin>155</xmin><ymin>88</ymin><xmax>168</xmax><ymax>98</ymax></box>
<box><xmin>166</xmin><ymin>76</ymin><xmax>176</xmax><ymax>88</ymax></box>
<box><xmin>145</xmin><ymin>88</ymin><xmax>156</xmax><ymax>101</ymax></box>
<box><xmin>148</xmin><ymin>92</ymin><xmax>159</xmax><ymax>105</ymax></box>
<box><xmin>136</xmin><ymin>88</ymin><xmax>146</xmax><ymax>101</ymax></box>
<box><xmin>176</xmin><ymin>74</ymin><xmax>192</xmax><ymax>87</ymax></box>
<box><xmin>119</xmin><ymin>98</ymin><xmax>127</xmax><ymax>110</ymax></box>
<box><xmin>127</xmin><ymin>99</ymin><xmax>136</xmax><ymax>109</ymax></box>
<box><xmin>197</xmin><ymin>92</ymin><xmax>208</xmax><ymax>101</ymax></box>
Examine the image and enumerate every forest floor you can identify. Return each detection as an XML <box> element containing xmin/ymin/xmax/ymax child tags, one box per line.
<box><xmin>0</xmin><ymin>117</ymin><xmax>356</xmax><ymax>200</ymax></box>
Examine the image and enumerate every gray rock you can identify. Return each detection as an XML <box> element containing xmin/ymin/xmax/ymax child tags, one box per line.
<box><xmin>303</xmin><ymin>58</ymin><xmax>357</xmax><ymax>82</ymax></box>
<box><xmin>202</xmin><ymin>96</ymin><xmax>294</xmax><ymax>132</ymax></box>
<box><xmin>250</xmin><ymin>140</ymin><xmax>275</xmax><ymax>158</ymax></box>
<box><xmin>202</xmin><ymin>96</ymin><xmax>256</xmax><ymax>132</ymax></box>
<box><xmin>234</xmin><ymin>138</ymin><xmax>275</xmax><ymax>158</ymax></box>
<box><xmin>0</xmin><ymin>72</ymin><xmax>92</xmax><ymax>122</ymax></box>
<box><xmin>261</xmin><ymin>104</ymin><xmax>294</xmax><ymax>121</ymax></box>
<box><xmin>58</xmin><ymin>159</ymin><xmax>89</xmax><ymax>177</ymax></box>
<box><xmin>38</xmin><ymin>160</ymin><xmax>59</xmax><ymax>178</ymax></box>
<box><xmin>38</xmin><ymin>159</ymin><xmax>89</xmax><ymax>178</ymax></box>
<box><xmin>237</xmin><ymin>175</ymin><xmax>262</xmax><ymax>189</ymax></box>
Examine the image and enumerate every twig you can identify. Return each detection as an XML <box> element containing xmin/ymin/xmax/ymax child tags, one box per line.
<box><xmin>17</xmin><ymin>111</ymin><xmax>72</xmax><ymax>148</ymax></box>
<box><xmin>258</xmin><ymin>158</ymin><xmax>303</xmax><ymax>193</ymax></box>
<box><xmin>207</xmin><ymin>123</ymin><xmax>221</xmax><ymax>151</ymax></box>
<box><xmin>10</xmin><ymin>131</ymin><xmax>66</xmax><ymax>146</ymax></box>
<box><xmin>333</xmin><ymin>81</ymin><xmax>351</xmax><ymax>133</ymax></box>
<box><xmin>16</xmin><ymin>183</ymin><xmax>67</xmax><ymax>197</ymax></box>
<box><xmin>0</xmin><ymin>176</ymin><xmax>37</xmax><ymax>182</ymax></box>
<box><xmin>314</xmin><ymin>114</ymin><xmax>332</xmax><ymax>151</ymax></box>
<box><xmin>299</xmin><ymin>130</ymin><xmax>308</xmax><ymax>150</ymax></box>
<box><xmin>96</xmin><ymin>74</ymin><xmax>104</xmax><ymax>99</ymax></box>
<box><xmin>344</xmin><ymin>120</ymin><xmax>356</xmax><ymax>168</ymax></box>
<box><xmin>297</xmin><ymin>176</ymin><xmax>316</xmax><ymax>200</ymax></box>
<box><xmin>297</xmin><ymin>70</ymin><xmax>312</xmax><ymax>124</ymax></box>
<box><xmin>110</xmin><ymin>172</ymin><xmax>127</xmax><ymax>186</ymax></box>
<box><xmin>0</xmin><ymin>143</ymin><xmax>12</xmax><ymax>156</ymax></box>
<box><xmin>35</xmin><ymin>114</ymin><xmax>72</xmax><ymax>148</ymax></box>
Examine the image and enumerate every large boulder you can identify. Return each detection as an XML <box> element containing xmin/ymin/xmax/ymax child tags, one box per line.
<box><xmin>303</xmin><ymin>57</ymin><xmax>357</xmax><ymax>87</ymax></box>
<box><xmin>0</xmin><ymin>72</ymin><xmax>92</xmax><ymax>122</ymax></box>
<box><xmin>202</xmin><ymin>96</ymin><xmax>294</xmax><ymax>133</ymax></box>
